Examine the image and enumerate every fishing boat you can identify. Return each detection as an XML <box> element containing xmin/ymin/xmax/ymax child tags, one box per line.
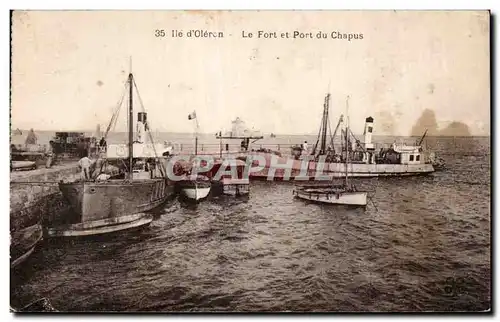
<box><xmin>247</xmin><ymin>92</ymin><xmax>441</xmax><ymax>180</ymax></box>
<box><xmin>49</xmin><ymin>70</ymin><xmax>174</xmax><ymax>237</ymax></box>
<box><xmin>294</xmin><ymin>96</ymin><xmax>368</xmax><ymax>206</ymax></box>
<box><xmin>176</xmin><ymin>111</ymin><xmax>212</xmax><ymax>201</ymax></box>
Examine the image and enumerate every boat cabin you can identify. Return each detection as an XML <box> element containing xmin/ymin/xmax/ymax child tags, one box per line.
<box><xmin>391</xmin><ymin>143</ymin><xmax>423</xmax><ymax>165</ymax></box>
<box><xmin>375</xmin><ymin>143</ymin><xmax>424</xmax><ymax>165</ymax></box>
<box><xmin>399</xmin><ymin>151</ymin><xmax>422</xmax><ymax>164</ymax></box>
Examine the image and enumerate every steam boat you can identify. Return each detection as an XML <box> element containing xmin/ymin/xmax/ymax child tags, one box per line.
<box><xmin>248</xmin><ymin>92</ymin><xmax>441</xmax><ymax>180</ymax></box>
<box><xmin>49</xmin><ymin>70</ymin><xmax>174</xmax><ymax>237</ymax></box>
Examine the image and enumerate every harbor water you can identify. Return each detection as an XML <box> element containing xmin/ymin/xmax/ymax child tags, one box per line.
<box><xmin>10</xmin><ymin>136</ymin><xmax>490</xmax><ymax>312</ymax></box>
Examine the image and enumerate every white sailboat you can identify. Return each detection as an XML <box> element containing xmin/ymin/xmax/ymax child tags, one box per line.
<box><xmin>294</xmin><ymin>95</ymin><xmax>368</xmax><ymax>206</ymax></box>
<box><xmin>178</xmin><ymin>111</ymin><xmax>212</xmax><ymax>201</ymax></box>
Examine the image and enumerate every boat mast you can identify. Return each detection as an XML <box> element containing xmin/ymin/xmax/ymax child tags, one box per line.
<box><xmin>128</xmin><ymin>72</ymin><xmax>134</xmax><ymax>180</ymax></box>
<box><xmin>345</xmin><ymin>96</ymin><xmax>349</xmax><ymax>187</ymax></box>
<box><xmin>195</xmin><ymin>117</ymin><xmax>199</xmax><ymax>156</ymax></box>
<box><xmin>418</xmin><ymin>129</ymin><xmax>428</xmax><ymax>146</ymax></box>
<box><xmin>320</xmin><ymin>94</ymin><xmax>330</xmax><ymax>154</ymax></box>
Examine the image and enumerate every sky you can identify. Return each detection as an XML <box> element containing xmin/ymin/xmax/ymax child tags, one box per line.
<box><xmin>10</xmin><ymin>10</ymin><xmax>490</xmax><ymax>136</ymax></box>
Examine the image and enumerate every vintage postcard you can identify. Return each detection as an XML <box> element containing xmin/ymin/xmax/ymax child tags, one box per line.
<box><xmin>9</xmin><ymin>10</ymin><xmax>490</xmax><ymax>312</ymax></box>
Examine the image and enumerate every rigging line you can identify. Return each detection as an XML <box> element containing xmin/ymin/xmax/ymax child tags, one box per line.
<box><xmin>331</xmin><ymin>116</ymin><xmax>342</xmax><ymax>153</ymax></box>
<box><xmin>132</xmin><ymin>79</ymin><xmax>166</xmax><ymax>177</ymax></box>
<box><xmin>348</xmin><ymin>128</ymin><xmax>367</xmax><ymax>154</ymax></box>
<box><xmin>311</xmin><ymin>109</ymin><xmax>323</xmax><ymax>157</ymax></box>
<box><xmin>110</xmin><ymin>99</ymin><xmax>122</xmax><ymax>133</ymax></box>
<box><xmin>119</xmin><ymin>158</ymin><xmax>130</xmax><ymax>176</ymax></box>
<box><xmin>108</xmin><ymin>102</ymin><xmax>121</xmax><ymax>134</ymax></box>
<box><xmin>105</xmin><ymin>79</ymin><xmax>128</xmax><ymax>131</ymax></box>
<box><xmin>327</xmin><ymin>113</ymin><xmax>335</xmax><ymax>152</ymax></box>
<box><xmin>104</xmin><ymin>80</ymin><xmax>128</xmax><ymax>139</ymax></box>
<box><xmin>92</xmin><ymin>79</ymin><xmax>128</xmax><ymax>179</ymax></box>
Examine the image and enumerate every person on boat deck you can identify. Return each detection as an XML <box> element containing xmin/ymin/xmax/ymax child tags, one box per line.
<box><xmin>99</xmin><ymin>137</ymin><xmax>107</xmax><ymax>152</ymax></box>
<box><xmin>302</xmin><ymin>141</ymin><xmax>308</xmax><ymax>155</ymax></box>
<box><xmin>146</xmin><ymin>158</ymin><xmax>155</xmax><ymax>178</ymax></box>
<box><xmin>239</xmin><ymin>139</ymin><xmax>247</xmax><ymax>151</ymax></box>
<box><xmin>78</xmin><ymin>153</ymin><xmax>94</xmax><ymax>180</ymax></box>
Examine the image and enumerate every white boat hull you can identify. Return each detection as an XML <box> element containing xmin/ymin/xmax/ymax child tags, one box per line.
<box><xmin>182</xmin><ymin>186</ymin><xmax>211</xmax><ymax>200</ymax></box>
<box><xmin>247</xmin><ymin>153</ymin><xmax>435</xmax><ymax>179</ymax></box>
<box><xmin>295</xmin><ymin>189</ymin><xmax>367</xmax><ymax>206</ymax></box>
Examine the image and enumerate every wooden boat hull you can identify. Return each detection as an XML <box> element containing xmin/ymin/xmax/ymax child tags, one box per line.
<box><xmin>10</xmin><ymin>160</ymin><xmax>37</xmax><ymax>171</ymax></box>
<box><xmin>54</xmin><ymin>179</ymin><xmax>173</xmax><ymax>236</ymax></box>
<box><xmin>294</xmin><ymin>188</ymin><xmax>367</xmax><ymax>206</ymax></box>
<box><xmin>45</xmin><ymin>213</ymin><xmax>153</xmax><ymax>237</ymax></box>
<box><xmin>10</xmin><ymin>223</ymin><xmax>43</xmax><ymax>268</ymax></box>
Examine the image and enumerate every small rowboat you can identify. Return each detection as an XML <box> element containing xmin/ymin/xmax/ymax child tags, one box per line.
<box><xmin>294</xmin><ymin>184</ymin><xmax>367</xmax><ymax>206</ymax></box>
<box><xmin>178</xmin><ymin>175</ymin><xmax>211</xmax><ymax>201</ymax></box>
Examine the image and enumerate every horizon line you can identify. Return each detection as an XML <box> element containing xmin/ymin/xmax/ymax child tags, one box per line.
<box><xmin>9</xmin><ymin>128</ymin><xmax>490</xmax><ymax>138</ymax></box>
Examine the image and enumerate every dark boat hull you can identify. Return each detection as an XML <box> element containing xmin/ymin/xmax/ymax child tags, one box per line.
<box><xmin>10</xmin><ymin>223</ymin><xmax>43</xmax><ymax>268</ymax></box>
<box><xmin>53</xmin><ymin>179</ymin><xmax>173</xmax><ymax>237</ymax></box>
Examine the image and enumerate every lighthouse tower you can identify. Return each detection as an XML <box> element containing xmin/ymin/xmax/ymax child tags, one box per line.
<box><xmin>363</xmin><ymin>116</ymin><xmax>375</xmax><ymax>150</ymax></box>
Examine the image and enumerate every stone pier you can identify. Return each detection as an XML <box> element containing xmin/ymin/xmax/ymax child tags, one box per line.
<box><xmin>10</xmin><ymin>163</ymin><xmax>80</xmax><ymax>252</ymax></box>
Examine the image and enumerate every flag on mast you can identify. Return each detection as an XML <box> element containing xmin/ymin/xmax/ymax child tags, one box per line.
<box><xmin>188</xmin><ymin>111</ymin><xmax>197</xmax><ymax>120</ymax></box>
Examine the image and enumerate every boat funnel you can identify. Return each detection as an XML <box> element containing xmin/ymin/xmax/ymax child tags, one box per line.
<box><xmin>137</xmin><ymin>112</ymin><xmax>148</xmax><ymax>143</ymax></box>
<box><xmin>363</xmin><ymin>116</ymin><xmax>374</xmax><ymax>150</ymax></box>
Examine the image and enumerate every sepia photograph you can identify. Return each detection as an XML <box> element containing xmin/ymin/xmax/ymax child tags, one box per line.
<box><xmin>9</xmin><ymin>9</ymin><xmax>491</xmax><ymax>312</ymax></box>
